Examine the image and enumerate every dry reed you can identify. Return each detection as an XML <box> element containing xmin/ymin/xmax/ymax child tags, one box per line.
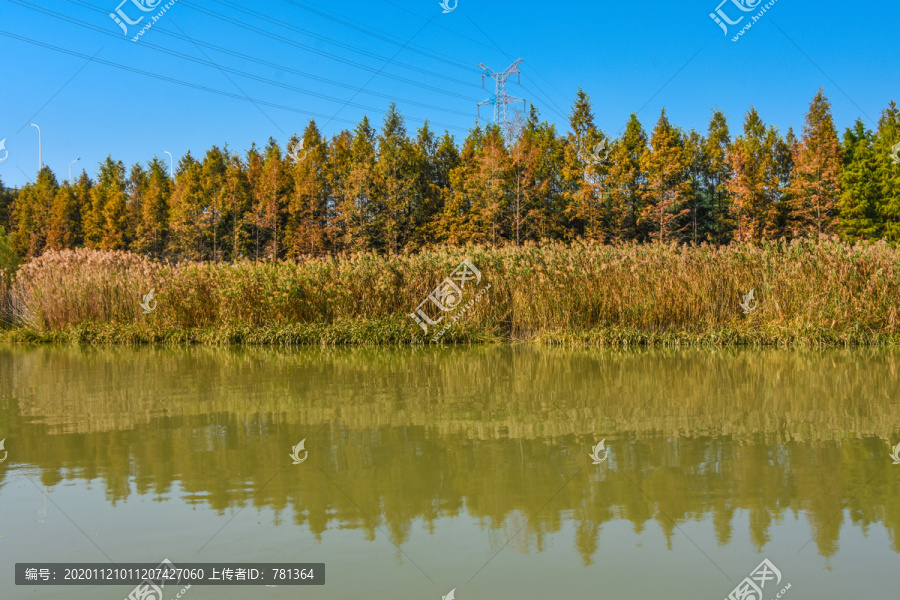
<box><xmin>3</xmin><ymin>238</ymin><xmax>900</xmax><ymax>345</ymax></box>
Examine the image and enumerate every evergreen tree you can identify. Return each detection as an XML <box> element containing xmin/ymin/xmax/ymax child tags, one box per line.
<box><xmin>374</xmin><ymin>103</ymin><xmax>415</xmax><ymax>253</ymax></box>
<box><xmin>11</xmin><ymin>167</ymin><xmax>58</xmax><ymax>257</ymax></box>
<box><xmin>223</xmin><ymin>153</ymin><xmax>251</xmax><ymax>260</ymax></box>
<box><xmin>726</xmin><ymin>108</ymin><xmax>779</xmax><ymax>242</ymax></box>
<box><xmin>168</xmin><ymin>152</ymin><xmax>204</xmax><ymax>259</ymax></box>
<box><xmin>607</xmin><ymin>114</ymin><xmax>648</xmax><ymax>241</ymax></box>
<box><xmin>126</xmin><ymin>163</ymin><xmax>147</xmax><ymax>249</ymax></box>
<box><xmin>520</xmin><ymin>107</ymin><xmax>566</xmax><ymax>242</ymax></box>
<box><xmin>405</xmin><ymin>123</ymin><xmax>447</xmax><ymax>249</ymax></box>
<box><xmin>683</xmin><ymin>129</ymin><xmax>706</xmax><ymax>243</ymax></box>
<box><xmin>286</xmin><ymin>122</ymin><xmax>329</xmax><ymax>257</ymax></box>
<box><xmin>345</xmin><ymin>116</ymin><xmax>378</xmax><ymax>251</ymax></box>
<box><xmin>838</xmin><ymin>120</ymin><xmax>880</xmax><ymax>240</ymax></box>
<box><xmin>469</xmin><ymin>124</ymin><xmax>512</xmax><ymax>245</ymax></box>
<box><xmin>788</xmin><ymin>89</ymin><xmax>842</xmax><ymax>238</ymax></box>
<box><xmin>47</xmin><ymin>183</ymin><xmax>83</xmax><ymax>249</ymax></box>
<box><xmin>640</xmin><ymin>108</ymin><xmax>691</xmax><ymax>243</ymax></box>
<box><xmin>876</xmin><ymin>101</ymin><xmax>900</xmax><ymax>241</ymax></box>
<box><xmin>702</xmin><ymin>110</ymin><xmax>733</xmax><ymax>243</ymax></box>
<box><xmin>440</xmin><ymin>125</ymin><xmax>484</xmax><ymax>244</ymax></box>
<box><xmin>253</xmin><ymin>139</ymin><xmax>289</xmax><ymax>260</ymax></box>
<box><xmin>0</xmin><ymin>175</ymin><xmax>17</xmax><ymax>232</ymax></box>
<box><xmin>326</xmin><ymin>129</ymin><xmax>356</xmax><ymax>252</ymax></box>
<box><xmin>200</xmin><ymin>146</ymin><xmax>228</xmax><ymax>261</ymax></box>
<box><xmin>134</xmin><ymin>157</ymin><xmax>171</xmax><ymax>258</ymax></box>
<box><xmin>561</xmin><ymin>89</ymin><xmax>605</xmax><ymax>241</ymax></box>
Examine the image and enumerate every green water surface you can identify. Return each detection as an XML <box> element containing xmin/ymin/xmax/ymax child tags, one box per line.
<box><xmin>0</xmin><ymin>345</ymin><xmax>898</xmax><ymax>599</ymax></box>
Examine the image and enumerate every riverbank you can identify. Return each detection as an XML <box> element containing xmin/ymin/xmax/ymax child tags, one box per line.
<box><xmin>1</xmin><ymin>239</ymin><xmax>899</xmax><ymax>346</ymax></box>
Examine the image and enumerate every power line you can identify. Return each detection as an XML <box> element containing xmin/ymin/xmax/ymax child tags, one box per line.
<box><xmin>221</xmin><ymin>0</ymin><xmax>481</xmax><ymax>75</ymax></box>
<box><xmin>178</xmin><ymin>0</ymin><xmax>482</xmax><ymax>91</ymax></box>
<box><xmin>319</xmin><ymin>15</ymin><xmax>438</xmax><ymax>131</ymax></box>
<box><xmin>64</xmin><ymin>0</ymin><xmax>483</xmax><ymax>100</ymax></box>
<box><xmin>16</xmin><ymin>1</ymin><xmax>475</xmax><ymax>123</ymax></box>
<box><xmin>0</xmin><ymin>29</ymin><xmax>471</xmax><ymax>133</ymax></box>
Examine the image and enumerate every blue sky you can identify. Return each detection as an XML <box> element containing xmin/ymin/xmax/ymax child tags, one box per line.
<box><xmin>1</xmin><ymin>0</ymin><xmax>897</xmax><ymax>187</ymax></box>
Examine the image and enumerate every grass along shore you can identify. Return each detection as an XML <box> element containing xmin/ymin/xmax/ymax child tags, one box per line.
<box><xmin>1</xmin><ymin>239</ymin><xmax>899</xmax><ymax>346</ymax></box>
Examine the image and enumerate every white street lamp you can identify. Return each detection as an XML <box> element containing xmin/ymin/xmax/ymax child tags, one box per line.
<box><xmin>164</xmin><ymin>151</ymin><xmax>173</xmax><ymax>179</ymax></box>
<box><xmin>69</xmin><ymin>158</ymin><xmax>81</xmax><ymax>182</ymax></box>
<box><xmin>29</xmin><ymin>123</ymin><xmax>41</xmax><ymax>170</ymax></box>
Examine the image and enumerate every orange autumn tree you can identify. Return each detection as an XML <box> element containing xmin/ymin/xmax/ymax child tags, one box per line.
<box><xmin>788</xmin><ymin>89</ymin><xmax>842</xmax><ymax>238</ymax></box>
<box><xmin>726</xmin><ymin>108</ymin><xmax>783</xmax><ymax>242</ymax></box>
<box><xmin>640</xmin><ymin>108</ymin><xmax>691</xmax><ymax>242</ymax></box>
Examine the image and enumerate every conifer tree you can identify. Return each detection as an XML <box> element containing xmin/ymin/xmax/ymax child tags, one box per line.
<box><xmin>561</xmin><ymin>89</ymin><xmax>605</xmax><ymax>241</ymax></box>
<box><xmin>727</xmin><ymin>108</ymin><xmax>779</xmax><ymax>242</ymax></box>
<box><xmin>405</xmin><ymin>123</ymin><xmax>446</xmax><ymax>249</ymax></box>
<box><xmin>470</xmin><ymin>124</ymin><xmax>512</xmax><ymax>245</ymax></box>
<box><xmin>838</xmin><ymin>120</ymin><xmax>881</xmax><ymax>240</ymax></box>
<box><xmin>200</xmin><ymin>146</ymin><xmax>228</xmax><ymax>261</ymax></box>
<box><xmin>11</xmin><ymin>167</ymin><xmax>58</xmax><ymax>257</ymax></box>
<box><xmin>876</xmin><ymin>101</ymin><xmax>900</xmax><ymax>240</ymax></box>
<box><xmin>641</xmin><ymin>108</ymin><xmax>691</xmax><ymax>243</ymax></box>
<box><xmin>374</xmin><ymin>104</ymin><xmax>415</xmax><ymax>253</ymax></box>
<box><xmin>47</xmin><ymin>183</ymin><xmax>83</xmax><ymax>249</ymax></box>
<box><xmin>326</xmin><ymin>129</ymin><xmax>356</xmax><ymax>252</ymax></box>
<box><xmin>126</xmin><ymin>164</ymin><xmax>147</xmax><ymax>249</ymax></box>
<box><xmin>702</xmin><ymin>110</ymin><xmax>733</xmax><ymax>243</ymax></box>
<box><xmin>134</xmin><ymin>157</ymin><xmax>171</xmax><ymax>258</ymax></box>
<box><xmin>440</xmin><ymin>125</ymin><xmax>483</xmax><ymax>244</ymax></box>
<box><xmin>683</xmin><ymin>129</ymin><xmax>706</xmax><ymax>242</ymax></box>
<box><xmin>607</xmin><ymin>114</ymin><xmax>648</xmax><ymax>241</ymax></box>
<box><xmin>84</xmin><ymin>157</ymin><xmax>128</xmax><ymax>250</ymax></box>
<box><xmin>520</xmin><ymin>107</ymin><xmax>566</xmax><ymax>242</ymax></box>
<box><xmin>788</xmin><ymin>89</ymin><xmax>842</xmax><ymax>237</ymax></box>
<box><xmin>286</xmin><ymin>122</ymin><xmax>329</xmax><ymax>257</ymax></box>
<box><xmin>344</xmin><ymin>116</ymin><xmax>378</xmax><ymax>251</ymax></box>
<box><xmin>253</xmin><ymin>139</ymin><xmax>289</xmax><ymax>260</ymax></box>
<box><xmin>168</xmin><ymin>152</ymin><xmax>205</xmax><ymax>259</ymax></box>
<box><xmin>223</xmin><ymin>152</ymin><xmax>251</xmax><ymax>260</ymax></box>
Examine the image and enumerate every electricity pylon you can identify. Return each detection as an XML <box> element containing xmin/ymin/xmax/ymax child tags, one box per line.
<box><xmin>477</xmin><ymin>58</ymin><xmax>525</xmax><ymax>137</ymax></box>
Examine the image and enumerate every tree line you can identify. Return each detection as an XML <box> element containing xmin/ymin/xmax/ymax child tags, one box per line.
<box><xmin>1</xmin><ymin>88</ymin><xmax>898</xmax><ymax>264</ymax></box>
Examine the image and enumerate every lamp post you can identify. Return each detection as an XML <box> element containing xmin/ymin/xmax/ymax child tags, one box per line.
<box><xmin>69</xmin><ymin>158</ymin><xmax>81</xmax><ymax>182</ymax></box>
<box><xmin>29</xmin><ymin>123</ymin><xmax>41</xmax><ymax>170</ymax></box>
<box><xmin>164</xmin><ymin>151</ymin><xmax>173</xmax><ymax>179</ymax></box>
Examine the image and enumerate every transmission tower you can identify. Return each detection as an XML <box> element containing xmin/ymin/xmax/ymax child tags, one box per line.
<box><xmin>477</xmin><ymin>58</ymin><xmax>525</xmax><ymax>136</ymax></box>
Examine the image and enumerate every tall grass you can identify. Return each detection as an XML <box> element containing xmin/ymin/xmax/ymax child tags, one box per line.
<box><xmin>3</xmin><ymin>239</ymin><xmax>900</xmax><ymax>345</ymax></box>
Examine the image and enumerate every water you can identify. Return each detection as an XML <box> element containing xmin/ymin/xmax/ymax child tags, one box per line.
<box><xmin>1</xmin><ymin>345</ymin><xmax>898</xmax><ymax>599</ymax></box>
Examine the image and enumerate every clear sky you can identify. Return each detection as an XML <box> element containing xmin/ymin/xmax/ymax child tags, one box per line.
<box><xmin>1</xmin><ymin>0</ymin><xmax>897</xmax><ymax>187</ymax></box>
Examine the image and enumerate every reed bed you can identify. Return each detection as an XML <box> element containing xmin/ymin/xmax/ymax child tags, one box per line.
<box><xmin>2</xmin><ymin>239</ymin><xmax>899</xmax><ymax>345</ymax></box>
